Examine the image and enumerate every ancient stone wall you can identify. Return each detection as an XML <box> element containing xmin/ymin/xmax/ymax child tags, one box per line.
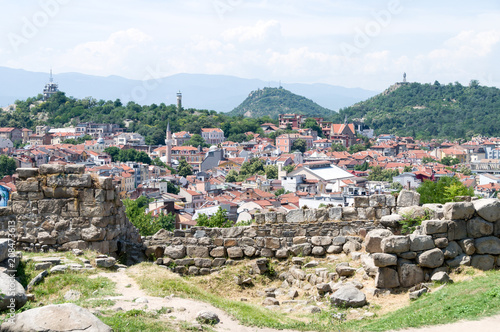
<box><xmin>365</xmin><ymin>199</ymin><xmax>500</xmax><ymax>289</ymax></box>
<box><xmin>144</xmin><ymin>220</ymin><xmax>384</xmax><ymax>275</ymax></box>
<box><xmin>0</xmin><ymin>165</ymin><xmax>141</xmax><ymax>256</ymax></box>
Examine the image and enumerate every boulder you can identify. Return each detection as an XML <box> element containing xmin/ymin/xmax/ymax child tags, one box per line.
<box><xmin>354</xmin><ymin>196</ymin><xmax>369</xmax><ymax>208</ymax></box>
<box><xmin>372</xmin><ymin>253</ymin><xmax>397</xmax><ymax>267</ymax></box>
<box><xmin>311</xmin><ymin>236</ymin><xmax>332</xmax><ymax>246</ymax></box>
<box><xmin>473</xmin><ymin>199</ymin><xmax>500</xmax><ymax>223</ymax></box>
<box><xmin>164</xmin><ymin>246</ymin><xmax>186</xmax><ymax>259</ymax></box>
<box><xmin>409</xmin><ymin>288</ymin><xmax>428</xmax><ymax>300</ymax></box>
<box><xmin>446</xmin><ymin>254</ymin><xmax>471</xmax><ymax>268</ymax></box>
<box><xmin>397</xmin><ymin>190</ymin><xmax>420</xmax><ymax>207</ymax></box>
<box><xmin>0</xmin><ymin>303</ymin><xmax>112</xmax><ymax>331</ymax></box>
<box><xmin>458</xmin><ymin>238</ymin><xmax>475</xmax><ymax>255</ymax></box>
<box><xmin>431</xmin><ymin>271</ymin><xmax>452</xmax><ymax>283</ymax></box>
<box><xmin>381</xmin><ymin>236</ymin><xmax>410</xmax><ymax>253</ymax></box>
<box><xmin>409</xmin><ymin>234</ymin><xmax>435</xmax><ymax>252</ymax></box>
<box><xmin>343</xmin><ymin>241</ymin><xmax>361</xmax><ymax>254</ymax></box>
<box><xmin>375</xmin><ymin>267</ymin><xmax>400</xmax><ymax>288</ymax></box>
<box><xmin>422</xmin><ymin>204</ymin><xmax>445</xmax><ymax>219</ymax></box>
<box><xmin>360</xmin><ymin>254</ymin><xmax>378</xmax><ymax>277</ymax></box>
<box><xmin>471</xmin><ymin>255</ymin><xmax>495</xmax><ymax>271</ymax></box>
<box><xmin>329</xmin><ymin>207</ymin><xmax>342</xmax><ymax>220</ymax></box>
<box><xmin>443</xmin><ymin>202</ymin><xmax>475</xmax><ymax>220</ymax></box>
<box><xmin>251</xmin><ymin>258</ymin><xmax>268</xmax><ymax>275</ymax></box>
<box><xmin>95</xmin><ymin>257</ymin><xmax>116</xmax><ymax>268</ymax></box>
<box><xmin>286</xmin><ymin>209</ymin><xmax>304</xmax><ymax>223</ymax></box>
<box><xmin>379</xmin><ymin>214</ymin><xmax>402</xmax><ymax>228</ymax></box>
<box><xmin>369</xmin><ymin>194</ymin><xmax>386</xmax><ymax>207</ymax></box>
<box><xmin>364</xmin><ymin>229</ymin><xmax>393</xmax><ymax>253</ymax></box>
<box><xmin>0</xmin><ymin>239</ymin><xmax>10</xmax><ymax>262</ymax></box>
<box><xmin>336</xmin><ymin>265</ymin><xmax>356</xmax><ymax>277</ymax></box>
<box><xmin>196</xmin><ymin>311</ymin><xmax>220</xmax><ymax>325</ymax></box>
<box><xmin>421</xmin><ymin>220</ymin><xmax>448</xmax><ymax>234</ymax></box>
<box><xmin>475</xmin><ymin>236</ymin><xmax>500</xmax><ymax>255</ymax></box>
<box><xmin>0</xmin><ymin>273</ymin><xmax>27</xmax><ymax>311</ymax></box>
<box><xmin>316</xmin><ymin>283</ymin><xmax>332</xmax><ymax>296</ymax></box>
<box><xmin>447</xmin><ymin>220</ymin><xmax>468</xmax><ymax>241</ymax></box>
<box><xmin>467</xmin><ymin>217</ymin><xmax>493</xmax><ymax>238</ymax></box>
<box><xmin>442</xmin><ymin>241</ymin><xmax>462</xmax><ymax>259</ymax></box>
<box><xmin>330</xmin><ymin>286</ymin><xmax>366</xmax><ymax>308</ymax></box>
<box><xmin>398</xmin><ymin>263</ymin><xmax>424</xmax><ymax>288</ymax></box>
<box><xmin>417</xmin><ymin>248</ymin><xmax>444</xmax><ymax>268</ymax></box>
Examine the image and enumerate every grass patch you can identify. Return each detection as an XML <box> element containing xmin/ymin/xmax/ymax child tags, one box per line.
<box><xmin>99</xmin><ymin>309</ymin><xmax>176</xmax><ymax>332</ymax></box>
<box><xmin>346</xmin><ymin>270</ymin><xmax>500</xmax><ymax>331</ymax></box>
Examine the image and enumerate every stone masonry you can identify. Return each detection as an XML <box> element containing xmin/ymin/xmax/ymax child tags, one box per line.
<box><xmin>0</xmin><ymin>165</ymin><xmax>141</xmax><ymax>256</ymax></box>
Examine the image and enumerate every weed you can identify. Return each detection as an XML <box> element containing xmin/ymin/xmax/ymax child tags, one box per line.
<box><xmin>398</xmin><ymin>208</ymin><xmax>432</xmax><ymax>234</ymax></box>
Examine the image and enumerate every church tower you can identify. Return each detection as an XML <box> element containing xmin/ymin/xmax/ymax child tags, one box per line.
<box><xmin>165</xmin><ymin>121</ymin><xmax>172</xmax><ymax>166</ymax></box>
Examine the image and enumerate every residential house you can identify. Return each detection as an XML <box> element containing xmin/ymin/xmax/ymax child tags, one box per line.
<box><xmin>201</xmin><ymin>128</ymin><xmax>225</xmax><ymax>145</ymax></box>
<box><xmin>173</xmin><ymin>131</ymin><xmax>192</xmax><ymax>146</ymax></box>
<box><xmin>179</xmin><ymin>188</ymin><xmax>205</xmax><ymax>209</ymax></box>
<box><xmin>0</xmin><ymin>128</ymin><xmax>22</xmax><ymax>142</ymax></box>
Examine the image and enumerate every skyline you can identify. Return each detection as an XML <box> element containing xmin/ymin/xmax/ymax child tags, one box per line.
<box><xmin>1</xmin><ymin>0</ymin><xmax>500</xmax><ymax>90</ymax></box>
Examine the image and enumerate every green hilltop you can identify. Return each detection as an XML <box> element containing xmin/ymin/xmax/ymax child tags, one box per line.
<box><xmin>229</xmin><ymin>87</ymin><xmax>337</xmax><ymax>120</ymax></box>
<box><xmin>338</xmin><ymin>80</ymin><xmax>500</xmax><ymax>139</ymax></box>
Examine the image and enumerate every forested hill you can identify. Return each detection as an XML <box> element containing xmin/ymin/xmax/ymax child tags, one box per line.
<box><xmin>338</xmin><ymin>81</ymin><xmax>500</xmax><ymax>139</ymax></box>
<box><xmin>229</xmin><ymin>87</ymin><xmax>338</xmax><ymax>120</ymax></box>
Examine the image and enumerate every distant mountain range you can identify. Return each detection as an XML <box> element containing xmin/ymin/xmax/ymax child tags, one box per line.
<box><xmin>0</xmin><ymin>67</ymin><xmax>378</xmax><ymax>112</ymax></box>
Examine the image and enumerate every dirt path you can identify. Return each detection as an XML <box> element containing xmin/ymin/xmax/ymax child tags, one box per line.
<box><xmin>92</xmin><ymin>269</ymin><xmax>300</xmax><ymax>332</ymax></box>
<box><xmin>389</xmin><ymin>314</ymin><xmax>500</xmax><ymax>332</ymax></box>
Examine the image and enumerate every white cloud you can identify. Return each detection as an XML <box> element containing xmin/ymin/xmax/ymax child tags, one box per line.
<box><xmin>222</xmin><ymin>20</ymin><xmax>282</xmax><ymax>44</ymax></box>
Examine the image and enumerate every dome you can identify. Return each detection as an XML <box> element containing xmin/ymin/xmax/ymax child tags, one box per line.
<box><xmin>97</xmin><ymin>137</ymin><xmax>105</xmax><ymax>144</ymax></box>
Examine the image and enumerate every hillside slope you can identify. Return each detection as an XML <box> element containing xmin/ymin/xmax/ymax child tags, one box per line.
<box><xmin>229</xmin><ymin>87</ymin><xmax>338</xmax><ymax>120</ymax></box>
<box><xmin>339</xmin><ymin>81</ymin><xmax>500</xmax><ymax>139</ymax></box>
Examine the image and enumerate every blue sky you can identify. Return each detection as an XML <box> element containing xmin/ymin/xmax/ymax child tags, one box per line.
<box><xmin>1</xmin><ymin>0</ymin><xmax>499</xmax><ymax>90</ymax></box>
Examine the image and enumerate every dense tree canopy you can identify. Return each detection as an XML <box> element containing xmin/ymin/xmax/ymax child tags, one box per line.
<box><xmin>417</xmin><ymin>176</ymin><xmax>474</xmax><ymax>204</ymax></box>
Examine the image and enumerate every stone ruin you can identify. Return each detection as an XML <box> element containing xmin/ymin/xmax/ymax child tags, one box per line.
<box><xmin>0</xmin><ymin>165</ymin><xmax>142</xmax><ymax>260</ymax></box>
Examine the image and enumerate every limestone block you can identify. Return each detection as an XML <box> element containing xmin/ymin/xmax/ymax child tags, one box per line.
<box><xmin>422</xmin><ymin>203</ymin><xmax>445</xmax><ymax>219</ymax></box>
<box><xmin>332</xmin><ymin>236</ymin><xmax>347</xmax><ymax>246</ymax></box>
<box><xmin>370</xmin><ymin>194</ymin><xmax>386</xmax><ymax>207</ymax></box>
<box><xmin>94</xmin><ymin>189</ymin><xmax>106</xmax><ymax>203</ymax></box>
<box><xmin>239</xmin><ymin>237</ymin><xmax>255</xmax><ymax>246</ymax></box>
<box><xmin>164</xmin><ymin>245</ymin><xmax>186</xmax><ymax>259</ymax></box>
<box><xmin>194</xmin><ymin>258</ymin><xmax>213</xmax><ymax>268</ymax></box>
<box><xmin>409</xmin><ymin>234</ymin><xmax>435</xmax><ymax>252</ymax></box>
<box><xmin>286</xmin><ymin>209</ymin><xmax>304</xmax><ymax>223</ymax></box>
<box><xmin>357</xmin><ymin>207</ymin><xmax>376</xmax><ymax>220</ymax></box>
<box><xmin>47</xmin><ymin>174</ymin><xmax>92</xmax><ymax>188</ymax></box>
<box><xmin>81</xmin><ymin>226</ymin><xmax>106</xmax><ymax>242</ymax></box>
<box><xmin>303</xmin><ymin>209</ymin><xmax>316</xmax><ymax>222</ymax></box>
<box><xmin>446</xmin><ymin>254</ymin><xmax>471</xmax><ymax>268</ymax></box>
<box><xmin>397</xmin><ymin>190</ymin><xmax>420</xmax><ymax>207</ymax></box>
<box><xmin>265</xmin><ymin>237</ymin><xmax>281</xmax><ymax>249</ymax></box>
<box><xmin>187</xmin><ymin>246</ymin><xmax>209</xmax><ymax>258</ymax></box>
<box><xmin>372</xmin><ymin>253</ymin><xmax>397</xmax><ymax>267</ymax></box>
<box><xmin>329</xmin><ymin>207</ymin><xmax>342</xmax><ymax>220</ymax></box>
<box><xmin>375</xmin><ymin>267</ymin><xmax>400</xmax><ymax>288</ymax></box>
<box><xmin>417</xmin><ymin>248</ymin><xmax>444</xmax><ymax>268</ymax></box>
<box><xmin>458</xmin><ymin>238</ymin><xmax>475</xmax><ymax>255</ymax></box>
<box><xmin>421</xmin><ymin>220</ymin><xmax>448</xmax><ymax>234</ymax></box>
<box><xmin>442</xmin><ymin>241</ymin><xmax>462</xmax><ymax>259</ymax></box>
<box><xmin>386</xmin><ymin>195</ymin><xmax>396</xmax><ymax>207</ymax></box>
<box><xmin>381</xmin><ymin>235</ymin><xmax>410</xmax><ymax>253</ymax></box>
<box><xmin>472</xmin><ymin>198</ymin><xmax>500</xmax><ymax>222</ymax></box>
<box><xmin>38</xmin><ymin>199</ymin><xmax>66</xmax><ymax>215</ymax></box>
<box><xmin>354</xmin><ymin>196</ymin><xmax>369</xmax><ymax>208</ymax></box>
<box><xmin>342</xmin><ymin>207</ymin><xmax>358</xmax><ymax>221</ymax></box>
<box><xmin>265</xmin><ymin>212</ymin><xmax>277</xmax><ymax>223</ymax></box>
<box><xmin>17</xmin><ymin>168</ymin><xmax>39</xmax><ymax>179</ymax></box>
<box><xmin>330</xmin><ymin>286</ymin><xmax>366</xmax><ymax>308</ymax></box>
<box><xmin>98</xmin><ymin>177</ymin><xmax>113</xmax><ymax>190</ymax></box>
<box><xmin>311</xmin><ymin>246</ymin><xmax>325</xmax><ymax>256</ymax></box>
<box><xmin>16</xmin><ymin>179</ymin><xmax>40</xmax><ymax>192</ymax></box>
<box><xmin>467</xmin><ymin>217</ymin><xmax>493</xmax><ymax>238</ymax></box>
<box><xmin>434</xmin><ymin>238</ymin><xmax>448</xmax><ymax>248</ymax></box>
<box><xmin>443</xmin><ymin>202</ymin><xmax>475</xmax><ymax>220</ymax></box>
<box><xmin>447</xmin><ymin>220</ymin><xmax>468</xmax><ymax>241</ymax></box>
<box><xmin>290</xmin><ymin>243</ymin><xmax>312</xmax><ymax>256</ymax></box>
<box><xmin>275</xmin><ymin>248</ymin><xmax>289</xmax><ymax>258</ymax></box>
<box><xmin>106</xmin><ymin>190</ymin><xmax>115</xmax><ymax>201</ymax></box>
<box><xmin>243</xmin><ymin>246</ymin><xmax>256</xmax><ymax>257</ymax></box>
<box><xmin>398</xmin><ymin>262</ymin><xmax>424</xmax><ymax>287</ymax></box>
<box><xmin>311</xmin><ymin>236</ymin><xmax>332</xmax><ymax>246</ymax></box>
<box><xmin>60</xmin><ymin>241</ymin><xmax>88</xmax><ymax>251</ymax></box>
<box><xmin>343</xmin><ymin>240</ymin><xmax>362</xmax><ymax>254</ymax></box>
<box><xmin>471</xmin><ymin>254</ymin><xmax>495</xmax><ymax>270</ymax></box>
<box><xmin>364</xmin><ymin>229</ymin><xmax>393</xmax><ymax>253</ymax></box>
<box><xmin>376</xmin><ymin>208</ymin><xmax>392</xmax><ymax>219</ymax></box>
<box><xmin>38</xmin><ymin>231</ymin><xmax>56</xmax><ymax>245</ymax></box>
<box><xmin>380</xmin><ymin>214</ymin><xmax>402</xmax><ymax>228</ymax></box>
<box><xmin>175</xmin><ymin>258</ymin><xmax>195</xmax><ymax>266</ymax></box>
<box><xmin>316</xmin><ymin>208</ymin><xmax>328</xmax><ymax>222</ymax></box>
<box><xmin>254</xmin><ymin>213</ymin><xmax>265</xmax><ymax>225</ymax></box>
<box><xmin>221</xmin><ymin>227</ymin><xmax>243</xmax><ymax>238</ymax></box>
<box><xmin>475</xmin><ymin>236</ymin><xmax>500</xmax><ymax>255</ymax></box>
<box><xmin>39</xmin><ymin>164</ymin><xmax>64</xmax><ymax>175</ymax></box>
<box><xmin>0</xmin><ymin>207</ymin><xmax>11</xmax><ymax>217</ymax></box>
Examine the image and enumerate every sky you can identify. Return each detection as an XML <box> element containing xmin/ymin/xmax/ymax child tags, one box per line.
<box><xmin>1</xmin><ymin>0</ymin><xmax>500</xmax><ymax>91</ymax></box>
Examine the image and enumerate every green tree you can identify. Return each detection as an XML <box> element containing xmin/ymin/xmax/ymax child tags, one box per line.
<box><xmin>195</xmin><ymin>207</ymin><xmax>232</xmax><ymax>228</ymax></box>
<box><xmin>184</xmin><ymin>134</ymin><xmax>208</xmax><ymax>148</ymax></box>
<box><xmin>367</xmin><ymin>166</ymin><xmax>399</xmax><ymax>182</ymax></box>
<box><xmin>157</xmin><ymin>212</ymin><xmax>176</xmax><ymax>231</ymax></box>
<box><xmin>0</xmin><ymin>155</ymin><xmax>17</xmax><ymax>178</ymax></box>
<box><xmin>354</xmin><ymin>161</ymin><xmax>369</xmax><ymax>171</ymax></box>
<box><xmin>225</xmin><ymin>169</ymin><xmax>238</xmax><ymax>183</ymax></box>
<box><xmin>264</xmin><ymin>165</ymin><xmax>278</xmax><ymax>179</ymax></box>
<box><xmin>177</xmin><ymin>157</ymin><xmax>193</xmax><ymax>177</ymax></box>
<box><xmin>152</xmin><ymin>158</ymin><xmax>167</xmax><ymax>168</ymax></box>
<box><xmin>349</xmin><ymin>144</ymin><xmax>367</xmax><ymax>154</ymax></box>
<box><xmin>417</xmin><ymin>176</ymin><xmax>474</xmax><ymax>204</ymax></box>
<box><xmin>291</xmin><ymin>138</ymin><xmax>307</xmax><ymax>153</ymax></box>
<box><xmin>330</xmin><ymin>143</ymin><xmax>347</xmax><ymax>152</ymax></box>
<box><xmin>274</xmin><ymin>188</ymin><xmax>289</xmax><ymax>196</ymax></box>
<box><xmin>302</xmin><ymin>118</ymin><xmax>323</xmax><ymax>137</ymax></box>
<box><xmin>441</xmin><ymin>156</ymin><xmax>460</xmax><ymax>166</ymax></box>
<box><xmin>104</xmin><ymin>147</ymin><xmax>120</xmax><ymax>162</ymax></box>
<box><xmin>422</xmin><ymin>156</ymin><xmax>437</xmax><ymax>164</ymax></box>
<box><xmin>283</xmin><ymin>165</ymin><xmax>295</xmax><ymax>173</ymax></box>
<box><xmin>123</xmin><ymin>197</ymin><xmax>160</xmax><ymax>236</ymax></box>
<box><xmin>403</xmin><ymin>165</ymin><xmax>413</xmax><ymax>173</ymax></box>
<box><xmin>166</xmin><ymin>181</ymin><xmax>180</xmax><ymax>194</ymax></box>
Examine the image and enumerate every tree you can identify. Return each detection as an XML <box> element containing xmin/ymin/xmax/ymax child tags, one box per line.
<box><xmin>330</xmin><ymin>143</ymin><xmax>346</xmax><ymax>152</ymax></box>
<box><xmin>195</xmin><ymin>207</ymin><xmax>232</xmax><ymax>228</ymax></box>
<box><xmin>417</xmin><ymin>176</ymin><xmax>474</xmax><ymax>204</ymax></box>
<box><xmin>367</xmin><ymin>166</ymin><xmax>399</xmax><ymax>182</ymax></box>
<box><xmin>184</xmin><ymin>134</ymin><xmax>208</xmax><ymax>148</ymax></box>
<box><xmin>403</xmin><ymin>165</ymin><xmax>413</xmax><ymax>173</ymax></box>
<box><xmin>264</xmin><ymin>165</ymin><xmax>278</xmax><ymax>179</ymax></box>
<box><xmin>104</xmin><ymin>147</ymin><xmax>120</xmax><ymax>162</ymax></box>
<box><xmin>283</xmin><ymin>165</ymin><xmax>295</xmax><ymax>173</ymax></box>
<box><xmin>177</xmin><ymin>157</ymin><xmax>193</xmax><ymax>177</ymax></box>
<box><xmin>166</xmin><ymin>181</ymin><xmax>179</xmax><ymax>194</ymax></box>
<box><xmin>152</xmin><ymin>158</ymin><xmax>167</xmax><ymax>168</ymax></box>
<box><xmin>354</xmin><ymin>161</ymin><xmax>369</xmax><ymax>171</ymax></box>
<box><xmin>349</xmin><ymin>144</ymin><xmax>367</xmax><ymax>154</ymax></box>
<box><xmin>123</xmin><ymin>197</ymin><xmax>159</xmax><ymax>236</ymax></box>
<box><xmin>291</xmin><ymin>138</ymin><xmax>307</xmax><ymax>153</ymax></box>
<box><xmin>422</xmin><ymin>156</ymin><xmax>436</xmax><ymax>164</ymax></box>
<box><xmin>225</xmin><ymin>169</ymin><xmax>238</xmax><ymax>183</ymax></box>
<box><xmin>274</xmin><ymin>188</ymin><xmax>289</xmax><ymax>196</ymax></box>
<box><xmin>0</xmin><ymin>155</ymin><xmax>16</xmax><ymax>178</ymax></box>
<box><xmin>302</xmin><ymin>118</ymin><xmax>323</xmax><ymax>137</ymax></box>
<box><xmin>157</xmin><ymin>212</ymin><xmax>175</xmax><ymax>231</ymax></box>
<box><xmin>441</xmin><ymin>156</ymin><xmax>460</xmax><ymax>166</ymax></box>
